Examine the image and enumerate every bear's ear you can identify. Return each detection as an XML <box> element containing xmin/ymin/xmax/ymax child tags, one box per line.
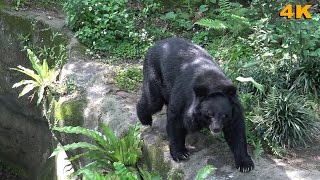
<box><xmin>194</xmin><ymin>84</ymin><xmax>209</xmax><ymax>97</ymax></box>
<box><xmin>222</xmin><ymin>84</ymin><xmax>237</xmax><ymax>96</ymax></box>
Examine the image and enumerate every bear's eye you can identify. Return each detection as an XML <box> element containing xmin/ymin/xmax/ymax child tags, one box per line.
<box><xmin>221</xmin><ymin>114</ymin><xmax>227</xmax><ymax>119</ymax></box>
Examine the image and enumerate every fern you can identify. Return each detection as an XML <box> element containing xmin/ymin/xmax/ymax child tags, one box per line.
<box><xmin>218</xmin><ymin>0</ymin><xmax>231</xmax><ymax>17</ymax></box>
<box><xmin>195</xmin><ymin>0</ymin><xmax>250</xmax><ymax>34</ymax></box>
<box><xmin>195</xmin><ymin>18</ymin><xmax>227</xmax><ymax>30</ymax></box>
<box><xmin>50</xmin><ymin>123</ymin><xmax>144</xmax><ymax>178</ymax></box>
<box><xmin>138</xmin><ymin>166</ymin><xmax>162</xmax><ymax>180</ymax></box>
<box><xmin>73</xmin><ymin>161</ymin><xmax>111</xmax><ymax>177</ymax></box>
<box><xmin>114</xmin><ymin>161</ymin><xmax>138</xmax><ymax>180</ymax></box>
<box><xmin>49</xmin><ymin>142</ymin><xmax>101</xmax><ymax>158</ymax></box>
<box><xmin>52</xmin><ymin>126</ymin><xmax>112</xmax><ymax>151</ymax></box>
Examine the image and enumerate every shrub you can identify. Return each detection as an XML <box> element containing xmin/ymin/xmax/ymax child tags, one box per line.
<box><xmin>253</xmin><ymin>88</ymin><xmax>320</xmax><ymax>148</ymax></box>
<box><xmin>115</xmin><ymin>66</ymin><xmax>143</xmax><ymax>92</ymax></box>
<box><xmin>63</xmin><ymin>0</ymin><xmax>159</xmax><ymax>59</ymax></box>
<box><xmin>195</xmin><ymin>0</ymin><xmax>251</xmax><ymax>35</ymax></box>
<box><xmin>11</xmin><ymin>49</ymin><xmax>60</xmax><ymax>106</ymax></box>
<box><xmin>50</xmin><ymin>123</ymin><xmax>155</xmax><ymax>179</ymax></box>
<box><xmin>288</xmin><ymin>58</ymin><xmax>320</xmax><ymax>98</ymax></box>
<box><xmin>63</xmin><ymin>0</ymin><xmax>134</xmax><ymax>51</ymax></box>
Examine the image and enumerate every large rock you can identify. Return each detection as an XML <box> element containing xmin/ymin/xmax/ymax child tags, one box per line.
<box><xmin>0</xmin><ymin>7</ymin><xmax>63</xmax><ymax>180</ymax></box>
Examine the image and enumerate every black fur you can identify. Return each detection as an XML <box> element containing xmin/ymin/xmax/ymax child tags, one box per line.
<box><xmin>136</xmin><ymin>37</ymin><xmax>254</xmax><ymax>172</ymax></box>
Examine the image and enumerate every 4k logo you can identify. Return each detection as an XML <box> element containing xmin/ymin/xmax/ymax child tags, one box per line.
<box><xmin>280</xmin><ymin>4</ymin><xmax>312</xmax><ymax>19</ymax></box>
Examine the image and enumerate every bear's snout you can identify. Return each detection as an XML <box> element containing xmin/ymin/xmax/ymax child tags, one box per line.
<box><xmin>209</xmin><ymin>119</ymin><xmax>222</xmax><ymax>133</ymax></box>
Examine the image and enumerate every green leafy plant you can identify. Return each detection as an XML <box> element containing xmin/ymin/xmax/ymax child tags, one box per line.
<box><xmin>160</xmin><ymin>9</ymin><xmax>194</xmax><ymax>30</ymax></box>
<box><xmin>254</xmin><ymin>88</ymin><xmax>320</xmax><ymax>148</ymax></box>
<box><xmin>11</xmin><ymin>49</ymin><xmax>60</xmax><ymax>105</ymax></box>
<box><xmin>50</xmin><ymin>123</ymin><xmax>161</xmax><ymax>179</ymax></box>
<box><xmin>115</xmin><ymin>66</ymin><xmax>143</xmax><ymax>92</ymax></box>
<box><xmin>195</xmin><ymin>0</ymin><xmax>250</xmax><ymax>34</ymax></box>
<box><xmin>288</xmin><ymin>58</ymin><xmax>320</xmax><ymax>98</ymax></box>
<box><xmin>19</xmin><ymin>31</ymin><xmax>68</xmax><ymax>69</ymax></box>
<box><xmin>63</xmin><ymin>0</ymin><xmax>157</xmax><ymax>59</ymax></box>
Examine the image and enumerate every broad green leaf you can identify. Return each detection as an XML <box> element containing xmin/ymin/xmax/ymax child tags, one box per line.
<box><xmin>42</xmin><ymin>59</ymin><xmax>49</xmax><ymax>78</ymax></box>
<box><xmin>52</xmin><ymin>126</ymin><xmax>108</xmax><ymax>148</ymax></box>
<box><xmin>49</xmin><ymin>142</ymin><xmax>99</xmax><ymax>158</ymax></box>
<box><xmin>199</xmin><ymin>5</ymin><xmax>208</xmax><ymax>13</ymax></box>
<box><xmin>19</xmin><ymin>83</ymin><xmax>36</xmax><ymax>97</ymax></box>
<box><xmin>37</xmin><ymin>85</ymin><xmax>45</xmax><ymax>105</ymax></box>
<box><xmin>101</xmin><ymin>124</ymin><xmax>118</xmax><ymax>148</ymax></box>
<box><xmin>12</xmin><ymin>80</ymin><xmax>38</xmax><ymax>88</ymax></box>
<box><xmin>236</xmin><ymin>76</ymin><xmax>265</xmax><ymax>93</ymax></box>
<box><xmin>11</xmin><ymin>66</ymin><xmax>42</xmax><ymax>83</ymax></box>
<box><xmin>195</xmin><ymin>165</ymin><xmax>216</xmax><ymax>180</ymax></box>
<box><xmin>27</xmin><ymin>49</ymin><xmax>43</xmax><ymax>77</ymax></box>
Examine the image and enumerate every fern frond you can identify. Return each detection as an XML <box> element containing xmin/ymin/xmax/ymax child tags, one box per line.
<box><xmin>113</xmin><ymin>161</ymin><xmax>138</xmax><ymax>179</ymax></box>
<box><xmin>219</xmin><ymin>0</ymin><xmax>231</xmax><ymax>17</ymax></box>
<box><xmin>52</xmin><ymin>126</ymin><xmax>109</xmax><ymax>149</ymax></box>
<box><xmin>72</xmin><ymin>161</ymin><xmax>111</xmax><ymax>177</ymax></box>
<box><xmin>195</xmin><ymin>18</ymin><xmax>227</xmax><ymax>30</ymax></box>
<box><xmin>49</xmin><ymin>142</ymin><xmax>100</xmax><ymax>158</ymax></box>
<box><xmin>230</xmin><ymin>14</ymin><xmax>250</xmax><ymax>26</ymax></box>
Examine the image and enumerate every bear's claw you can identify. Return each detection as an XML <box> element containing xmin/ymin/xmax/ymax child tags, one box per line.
<box><xmin>236</xmin><ymin>156</ymin><xmax>254</xmax><ymax>173</ymax></box>
<box><xmin>171</xmin><ymin>150</ymin><xmax>190</xmax><ymax>161</ymax></box>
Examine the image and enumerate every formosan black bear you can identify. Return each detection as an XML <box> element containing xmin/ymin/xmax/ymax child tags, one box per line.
<box><xmin>137</xmin><ymin>37</ymin><xmax>254</xmax><ymax>172</ymax></box>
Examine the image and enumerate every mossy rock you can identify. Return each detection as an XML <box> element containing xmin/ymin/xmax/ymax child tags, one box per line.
<box><xmin>142</xmin><ymin>142</ymin><xmax>184</xmax><ymax>180</ymax></box>
<box><xmin>54</xmin><ymin>98</ymin><xmax>87</xmax><ymax>127</ymax></box>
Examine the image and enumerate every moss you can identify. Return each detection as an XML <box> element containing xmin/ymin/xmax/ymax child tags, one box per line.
<box><xmin>54</xmin><ymin>98</ymin><xmax>87</xmax><ymax>126</ymax></box>
<box><xmin>142</xmin><ymin>143</ymin><xmax>184</xmax><ymax>180</ymax></box>
<box><xmin>72</xmin><ymin>43</ymin><xmax>88</xmax><ymax>55</ymax></box>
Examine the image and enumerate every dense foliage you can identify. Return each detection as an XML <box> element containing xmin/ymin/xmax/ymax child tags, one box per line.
<box><xmin>63</xmin><ymin>0</ymin><xmax>159</xmax><ymax>59</ymax></box>
<box><xmin>11</xmin><ymin>0</ymin><xmax>320</xmax><ymax>172</ymax></box>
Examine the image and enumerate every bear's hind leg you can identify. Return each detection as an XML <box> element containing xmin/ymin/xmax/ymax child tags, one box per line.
<box><xmin>137</xmin><ymin>80</ymin><xmax>164</xmax><ymax>126</ymax></box>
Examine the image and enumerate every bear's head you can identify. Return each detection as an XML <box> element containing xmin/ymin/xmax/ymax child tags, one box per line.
<box><xmin>197</xmin><ymin>93</ymin><xmax>233</xmax><ymax>133</ymax></box>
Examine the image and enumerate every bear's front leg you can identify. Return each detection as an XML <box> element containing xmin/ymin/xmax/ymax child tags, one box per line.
<box><xmin>166</xmin><ymin>111</ymin><xmax>189</xmax><ymax>161</ymax></box>
<box><xmin>223</xmin><ymin>118</ymin><xmax>254</xmax><ymax>173</ymax></box>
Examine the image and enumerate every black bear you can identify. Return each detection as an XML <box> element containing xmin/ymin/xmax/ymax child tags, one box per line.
<box><xmin>136</xmin><ymin>37</ymin><xmax>254</xmax><ymax>172</ymax></box>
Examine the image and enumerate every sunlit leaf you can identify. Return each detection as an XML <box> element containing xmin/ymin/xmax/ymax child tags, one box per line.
<box><xmin>236</xmin><ymin>76</ymin><xmax>264</xmax><ymax>93</ymax></box>
<box><xmin>27</xmin><ymin>49</ymin><xmax>43</xmax><ymax>77</ymax></box>
<box><xmin>12</xmin><ymin>80</ymin><xmax>38</xmax><ymax>88</ymax></box>
<box><xmin>11</xmin><ymin>66</ymin><xmax>42</xmax><ymax>83</ymax></box>
<box><xmin>42</xmin><ymin>59</ymin><xmax>49</xmax><ymax>78</ymax></box>
<box><xmin>18</xmin><ymin>83</ymin><xmax>36</xmax><ymax>97</ymax></box>
<box><xmin>37</xmin><ymin>85</ymin><xmax>45</xmax><ymax>105</ymax></box>
<box><xmin>195</xmin><ymin>165</ymin><xmax>216</xmax><ymax>180</ymax></box>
